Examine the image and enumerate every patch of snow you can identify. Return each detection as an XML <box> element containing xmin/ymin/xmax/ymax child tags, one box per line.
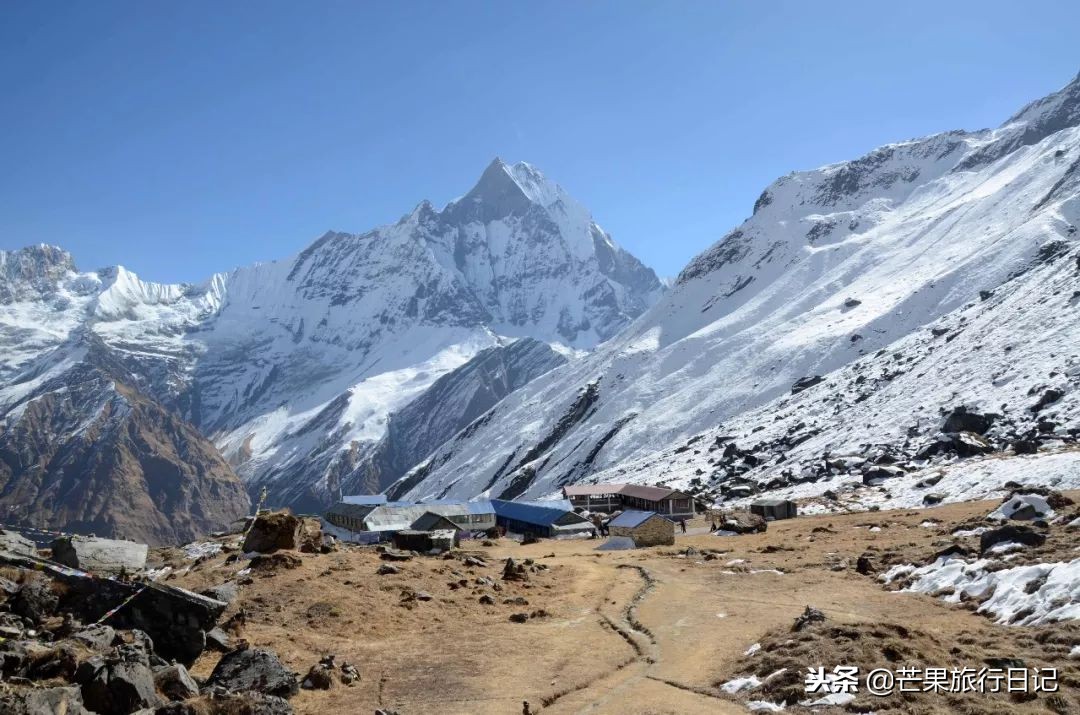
<box><xmin>182</xmin><ymin>542</ymin><xmax>223</xmax><ymax>560</ymax></box>
<box><xmin>883</xmin><ymin>555</ymin><xmax>1080</xmax><ymax>625</ymax></box>
<box><xmin>720</xmin><ymin>675</ymin><xmax>762</xmax><ymax>694</ymax></box>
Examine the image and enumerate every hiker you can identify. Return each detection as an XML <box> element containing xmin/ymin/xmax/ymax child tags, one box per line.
<box><xmin>711</xmin><ymin>520</ymin><xmax>717</xmax><ymax>532</ymax></box>
<box><xmin>523</xmin><ymin>700</ymin><xmax>532</xmax><ymax>715</ymax></box>
<box><xmin>679</xmin><ymin>519</ymin><xmax>687</xmax><ymax>533</ymax></box>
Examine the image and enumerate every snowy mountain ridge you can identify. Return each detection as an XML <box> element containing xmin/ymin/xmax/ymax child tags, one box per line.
<box><xmin>0</xmin><ymin>160</ymin><xmax>663</xmax><ymax>515</ymax></box>
<box><xmin>395</xmin><ymin>72</ymin><xmax>1080</xmax><ymax>507</ymax></box>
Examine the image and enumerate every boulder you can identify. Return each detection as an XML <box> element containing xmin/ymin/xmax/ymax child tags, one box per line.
<box><xmin>50</xmin><ymin>536</ymin><xmax>148</xmax><ymax>576</ymax></box>
<box><xmin>1031</xmin><ymin>388</ymin><xmax>1064</xmax><ymax>412</ymax></box>
<box><xmin>79</xmin><ymin>653</ymin><xmax>162</xmax><ymax>715</ymax></box>
<box><xmin>207</xmin><ymin>648</ymin><xmax>299</xmax><ymax>698</ymax></box>
<box><xmin>916</xmin><ymin>432</ymin><xmax>993</xmax><ymax>459</ymax></box>
<box><xmin>719</xmin><ymin>511</ymin><xmax>767</xmax><ymax>534</ymax></box>
<box><xmin>0</xmin><ymin>686</ymin><xmax>90</xmax><ymax>715</ymax></box>
<box><xmin>942</xmin><ymin>406</ymin><xmax>996</xmax><ymax>435</ymax></box>
<box><xmin>914</xmin><ymin>473</ymin><xmax>943</xmax><ymax>489</ymax></box>
<box><xmin>862</xmin><ymin>465</ymin><xmax>905</xmax><ymax>484</ymax></box>
<box><xmin>241</xmin><ymin>512</ymin><xmax>302</xmax><ymax>554</ymax></box>
<box><xmin>980</xmin><ymin>525</ymin><xmax>1046</xmax><ymax>554</ymax></box>
<box><xmin>989</xmin><ymin>493</ymin><xmax>1055</xmax><ymax>521</ymax></box>
<box><xmin>297</xmin><ymin>519</ymin><xmax>324</xmax><ymax>554</ymax></box>
<box><xmin>74</xmin><ymin>624</ymin><xmax>117</xmax><ymax>652</ymax></box>
<box><xmin>0</xmin><ymin>638</ymin><xmax>28</xmax><ymax>677</ymax></box>
<box><xmin>11</xmin><ymin>575</ymin><xmax>59</xmax><ymax>624</ymax></box>
<box><xmin>27</xmin><ymin>642</ymin><xmax>80</xmax><ymax>680</ymax></box>
<box><xmin>950</xmin><ymin>431</ymin><xmax>994</xmax><ymax>457</ymax></box>
<box><xmin>855</xmin><ymin>554</ymin><xmax>875</xmax><ymax>575</ymax></box>
<box><xmin>339</xmin><ymin>661</ymin><xmax>360</xmax><ymax>685</ymax></box>
<box><xmin>1012</xmin><ymin>439</ymin><xmax>1039</xmax><ymax>455</ymax></box>
<box><xmin>0</xmin><ymin>529</ymin><xmax>39</xmax><ymax>557</ymax></box>
<box><xmin>154</xmin><ymin>663</ymin><xmax>200</xmax><ymax>701</ymax></box>
<box><xmin>301</xmin><ymin>662</ymin><xmax>335</xmax><ymax>690</ymax></box>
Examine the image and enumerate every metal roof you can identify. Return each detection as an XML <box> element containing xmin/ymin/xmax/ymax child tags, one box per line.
<box><xmin>608</xmin><ymin>510</ymin><xmax>660</xmax><ymax>529</ymax></box>
<box><xmin>423</xmin><ymin>499</ymin><xmax>495</xmax><ymax>514</ymax></box>
<box><xmin>563</xmin><ymin>484</ymin><xmax>627</xmax><ymax>496</ymax></box>
<box><xmin>361</xmin><ymin>501</ymin><xmax>495</xmax><ymax>532</ymax></box>
<box><xmin>341</xmin><ymin>494</ymin><xmax>388</xmax><ymax>505</ymax></box>
<box><xmin>617</xmin><ymin>484</ymin><xmax>685</xmax><ymax>501</ymax></box>
<box><xmin>490</xmin><ymin>499</ymin><xmax>590</xmax><ymax>528</ymax></box>
<box><xmin>410</xmin><ymin>512</ymin><xmax>462</xmax><ymax>531</ymax></box>
<box><xmin>325</xmin><ymin>503</ymin><xmax>379</xmax><ymax>520</ymax></box>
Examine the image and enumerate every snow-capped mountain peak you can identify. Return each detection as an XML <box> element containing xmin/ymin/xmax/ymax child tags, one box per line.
<box><xmin>0</xmin><ymin>160</ymin><xmax>664</xmax><ymax>517</ymax></box>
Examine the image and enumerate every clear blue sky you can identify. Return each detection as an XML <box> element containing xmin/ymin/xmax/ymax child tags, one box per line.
<box><xmin>2</xmin><ymin>1</ymin><xmax>1077</xmax><ymax>282</ymax></box>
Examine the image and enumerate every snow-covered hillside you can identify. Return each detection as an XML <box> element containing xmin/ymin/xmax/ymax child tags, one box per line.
<box><xmin>397</xmin><ymin>72</ymin><xmax>1080</xmax><ymax>506</ymax></box>
<box><xmin>0</xmin><ymin>160</ymin><xmax>663</xmax><ymax>514</ymax></box>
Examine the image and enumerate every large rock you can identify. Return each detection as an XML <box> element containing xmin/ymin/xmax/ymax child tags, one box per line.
<box><xmin>916</xmin><ymin>431</ymin><xmax>993</xmax><ymax>459</ymax></box>
<box><xmin>78</xmin><ymin>653</ymin><xmax>162</xmax><ymax>715</ymax></box>
<box><xmin>50</xmin><ymin>536</ymin><xmax>148</xmax><ymax>576</ymax></box>
<box><xmin>719</xmin><ymin>511</ymin><xmax>767</xmax><ymax>534</ymax></box>
<box><xmin>242</xmin><ymin>512</ymin><xmax>302</xmax><ymax>553</ymax></box>
<box><xmin>73</xmin><ymin>624</ymin><xmax>117</xmax><ymax>653</ymax></box>
<box><xmin>206</xmin><ymin>648</ymin><xmax>299</xmax><ymax>698</ymax></box>
<box><xmin>0</xmin><ymin>685</ymin><xmax>90</xmax><ymax>715</ymax></box>
<box><xmin>0</xmin><ymin>529</ymin><xmax>38</xmax><ymax>557</ymax></box>
<box><xmin>980</xmin><ymin>524</ymin><xmax>1046</xmax><ymax>554</ymax></box>
<box><xmin>154</xmin><ymin>663</ymin><xmax>200</xmax><ymax>701</ymax></box>
<box><xmin>942</xmin><ymin>406</ymin><xmax>996</xmax><ymax>434</ymax></box>
<box><xmin>10</xmin><ymin>575</ymin><xmax>58</xmax><ymax>624</ymax></box>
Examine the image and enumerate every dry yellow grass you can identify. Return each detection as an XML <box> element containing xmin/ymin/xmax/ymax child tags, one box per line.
<box><xmin>159</xmin><ymin>493</ymin><xmax>1079</xmax><ymax>714</ymax></box>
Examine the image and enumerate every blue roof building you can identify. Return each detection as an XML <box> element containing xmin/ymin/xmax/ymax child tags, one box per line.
<box><xmin>490</xmin><ymin>499</ymin><xmax>594</xmax><ymax>539</ymax></box>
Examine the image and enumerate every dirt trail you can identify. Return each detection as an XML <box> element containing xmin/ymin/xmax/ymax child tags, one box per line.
<box><xmin>164</xmin><ymin>493</ymin><xmax>1078</xmax><ymax>714</ymax></box>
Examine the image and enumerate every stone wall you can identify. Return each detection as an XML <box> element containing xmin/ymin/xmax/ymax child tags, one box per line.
<box><xmin>611</xmin><ymin>516</ymin><xmax>674</xmax><ymax>547</ymax></box>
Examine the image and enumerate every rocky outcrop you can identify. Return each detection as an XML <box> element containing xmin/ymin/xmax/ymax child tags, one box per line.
<box><xmin>207</xmin><ymin>647</ymin><xmax>300</xmax><ymax>699</ymax></box>
<box><xmin>242</xmin><ymin>512</ymin><xmax>302</xmax><ymax>553</ymax></box>
<box><xmin>50</xmin><ymin>536</ymin><xmax>148</xmax><ymax>576</ymax></box>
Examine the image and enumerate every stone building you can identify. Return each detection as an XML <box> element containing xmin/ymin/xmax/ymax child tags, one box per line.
<box><xmin>607</xmin><ymin>510</ymin><xmax>675</xmax><ymax>547</ymax></box>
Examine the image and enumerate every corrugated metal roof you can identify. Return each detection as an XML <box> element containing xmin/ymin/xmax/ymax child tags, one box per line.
<box><xmin>617</xmin><ymin>484</ymin><xmax>684</xmax><ymax>501</ymax></box>
<box><xmin>410</xmin><ymin>512</ymin><xmax>462</xmax><ymax>531</ymax></box>
<box><xmin>361</xmin><ymin>501</ymin><xmax>495</xmax><ymax>532</ymax></box>
<box><xmin>325</xmin><ymin>503</ymin><xmax>379</xmax><ymax>520</ymax></box>
<box><xmin>563</xmin><ymin>484</ymin><xmax>627</xmax><ymax>496</ymax></box>
<box><xmin>490</xmin><ymin>499</ymin><xmax>589</xmax><ymax>527</ymax></box>
<box><xmin>341</xmin><ymin>494</ymin><xmax>387</xmax><ymax>505</ymax></box>
<box><xmin>608</xmin><ymin>510</ymin><xmax>659</xmax><ymax>529</ymax></box>
<box><xmin>424</xmin><ymin>499</ymin><xmax>494</xmax><ymax>514</ymax></box>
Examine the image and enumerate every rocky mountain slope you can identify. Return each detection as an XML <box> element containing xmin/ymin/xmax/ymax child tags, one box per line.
<box><xmin>0</xmin><ymin>331</ymin><xmax>249</xmax><ymax>545</ymax></box>
<box><xmin>395</xmin><ymin>72</ymin><xmax>1080</xmax><ymax>506</ymax></box>
<box><xmin>0</xmin><ymin>160</ymin><xmax>663</xmax><ymax>523</ymax></box>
